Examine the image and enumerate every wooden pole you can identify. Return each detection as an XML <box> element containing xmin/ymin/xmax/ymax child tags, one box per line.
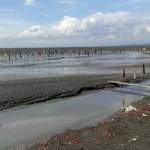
<box><xmin>142</xmin><ymin>64</ymin><xmax>146</xmax><ymax>74</ymax></box>
<box><xmin>133</xmin><ymin>72</ymin><xmax>137</xmax><ymax>80</ymax></box>
<box><xmin>123</xmin><ymin>68</ymin><xmax>126</xmax><ymax>78</ymax></box>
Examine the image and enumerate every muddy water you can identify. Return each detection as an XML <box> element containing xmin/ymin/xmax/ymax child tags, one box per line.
<box><xmin>0</xmin><ymin>81</ymin><xmax>150</xmax><ymax>149</ymax></box>
<box><xmin>1</xmin><ymin>51</ymin><xmax>150</xmax><ymax>80</ymax></box>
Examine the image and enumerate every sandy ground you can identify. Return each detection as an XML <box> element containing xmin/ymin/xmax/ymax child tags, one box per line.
<box><xmin>0</xmin><ymin>73</ymin><xmax>150</xmax><ymax>111</ymax></box>
<box><xmin>31</xmin><ymin>97</ymin><xmax>150</xmax><ymax>150</ymax></box>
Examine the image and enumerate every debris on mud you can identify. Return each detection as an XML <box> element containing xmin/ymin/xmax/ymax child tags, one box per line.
<box><xmin>31</xmin><ymin>97</ymin><xmax>150</xmax><ymax>150</ymax></box>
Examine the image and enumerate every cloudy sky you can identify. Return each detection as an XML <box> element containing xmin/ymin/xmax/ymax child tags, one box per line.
<box><xmin>0</xmin><ymin>0</ymin><xmax>150</xmax><ymax>47</ymax></box>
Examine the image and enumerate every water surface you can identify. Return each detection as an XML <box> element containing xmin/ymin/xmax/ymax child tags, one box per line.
<box><xmin>0</xmin><ymin>80</ymin><xmax>150</xmax><ymax>149</ymax></box>
<box><xmin>0</xmin><ymin>51</ymin><xmax>150</xmax><ymax>80</ymax></box>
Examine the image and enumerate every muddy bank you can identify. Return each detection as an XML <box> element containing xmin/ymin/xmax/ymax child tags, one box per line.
<box><xmin>0</xmin><ymin>73</ymin><xmax>150</xmax><ymax>111</ymax></box>
<box><xmin>31</xmin><ymin>97</ymin><xmax>150</xmax><ymax>150</ymax></box>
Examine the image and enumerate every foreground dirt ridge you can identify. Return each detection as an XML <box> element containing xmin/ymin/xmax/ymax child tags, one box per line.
<box><xmin>0</xmin><ymin>74</ymin><xmax>149</xmax><ymax>111</ymax></box>
<box><xmin>31</xmin><ymin>97</ymin><xmax>150</xmax><ymax>150</ymax></box>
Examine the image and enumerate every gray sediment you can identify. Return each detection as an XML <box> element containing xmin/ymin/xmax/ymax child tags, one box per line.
<box><xmin>0</xmin><ymin>73</ymin><xmax>150</xmax><ymax>111</ymax></box>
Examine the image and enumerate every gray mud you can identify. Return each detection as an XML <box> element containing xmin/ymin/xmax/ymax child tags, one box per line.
<box><xmin>0</xmin><ymin>73</ymin><xmax>150</xmax><ymax>111</ymax></box>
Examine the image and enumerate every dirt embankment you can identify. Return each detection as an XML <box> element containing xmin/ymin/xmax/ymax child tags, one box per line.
<box><xmin>0</xmin><ymin>73</ymin><xmax>150</xmax><ymax>111</ymax></box>
<box><xmin>31</xmin><ymin>97</ymin><xmax>150</xmax><ymax>150</ymax></box>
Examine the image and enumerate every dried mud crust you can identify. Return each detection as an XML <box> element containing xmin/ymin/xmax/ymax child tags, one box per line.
<box><xmin>31</xmin><ymin>97</ymin><xmax>150</xmax><ymax>150</ymax></box>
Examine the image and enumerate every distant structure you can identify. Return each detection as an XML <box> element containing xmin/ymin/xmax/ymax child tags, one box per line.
<box><xmin>143</xmin><ymin>64</ymin><xmax>146</xmax><ymax>75</ymax></box>
<box><xmin>123</xmin><ymin>68</ymin><xmax>126</xmax><ymax>78</ymax></box>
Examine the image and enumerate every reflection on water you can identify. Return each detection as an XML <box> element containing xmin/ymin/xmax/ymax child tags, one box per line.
<box><xmin>0</xmin><ymin>51</ymin><xmax>150</xmax><ymax>79</ymax></box>
<box><xmin>0</xmin><ymin>80</ymin><xmax>150</xmax><ymax>148</ymax></box>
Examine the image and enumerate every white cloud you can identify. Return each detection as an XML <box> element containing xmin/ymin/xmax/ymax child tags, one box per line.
<box><xmin>23</xmin><ymin>0</ymin><xmax>35</xmax><ymax>6</ymax></box>
<box><xmin>0</xmin><ymin>33</ymin><xmax>11</xmax><ymax>39</ymax></box>
<box><xmin>19</xmin><ymin>11</ymin><xmax>130</xmax><ymax>39</ymax></box>
<box><xmin>1</xmin><ymin>11</ymin><xmax>150</xmax><ymax>46</ymax></box>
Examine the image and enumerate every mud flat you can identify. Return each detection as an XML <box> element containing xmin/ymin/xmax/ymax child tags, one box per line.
<box><xmin>31</xmin><ymin>96</ymin><xmax>150</xmax><ymax>150</ymax></box>
<box><xmin>0</xmin><ymin>73</ymin><xmax>150</xmax><ymax>111</ymax></box>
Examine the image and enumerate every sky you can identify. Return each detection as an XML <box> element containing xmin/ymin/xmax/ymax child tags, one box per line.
<box><xmin>0</xmin><ymin>0</ymin><xmax>150</xmax><ymax>47</ymax></box>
